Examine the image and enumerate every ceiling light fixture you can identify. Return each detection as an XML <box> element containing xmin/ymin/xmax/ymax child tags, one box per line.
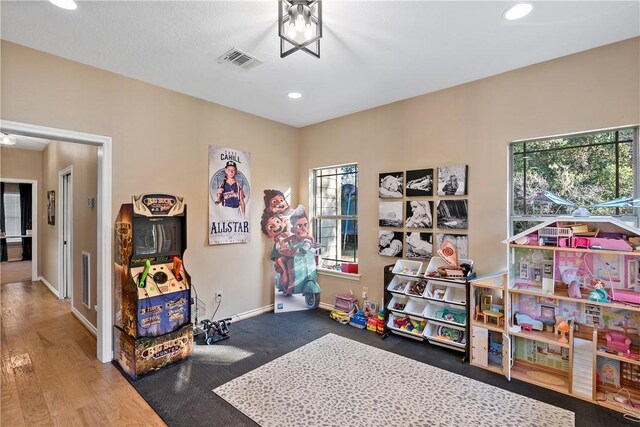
<box><xmin>278</xmin><ymin>0</ymin><xmax>322</xmax><ymax>58</ymax></box>
<box><xmin>288</xmin><ymin>92</ymin><xmax>302</xmax><ymax>99</ymax></box>
<box><xmin>503</xmin><ymin>3</ymin><xmax>533</xmax><ymax>20</ymax></box>
<box><xmin>49</xmin><ymin>0</ymin><xmax>78</xmax><ymax>10</ymax></box>
<box><xmin>0</xmin><ymin>133</ymin><xmax>17</xmax><ymax>146</ymax></box>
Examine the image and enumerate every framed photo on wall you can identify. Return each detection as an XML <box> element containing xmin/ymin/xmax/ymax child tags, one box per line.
<box><xmin>405</xmin><ymin>232</ymin><xmax>433</xmax><ymax>260</ymax></box>
<box><xmin>379</xmin><ymin>201</ymin><xmax>403</xmax><ymax>227</ymax></box>
<box><xmin>436</xmin><ymin>200</ymin><xmax>468</xmax><ymax>229</ymax></box>
<box><xmin>436</xmin><ymin>233</ymin><xmax>468</xmax><ymax>259</ymax></box>
<box><xmin>405</xmin><ymin>200</ymin><xmax>433</xmax><ymax>228</ymax></box>
<box><xmin>437</xmin><ymin>165</ymin><xmax>468</xmax><ymax>196</ymax></box>
<box><xmin>379</xmin><ymin>172</ymin><xmax>403</xmax><ymax>198</ymax></box>
<box><xmin>405</xmin><ymin>168</ymin><xmax>433</xmax><ymax>197</ymax></box>
<box><xmin>378</xmin><ymin>230</ymin><xmax>403</xmax><ymax>257</ymax></box>
<box><xmin>47</xmin><ymin>190</ymin><xmax>55</xmax><ymax>225</ymax></box>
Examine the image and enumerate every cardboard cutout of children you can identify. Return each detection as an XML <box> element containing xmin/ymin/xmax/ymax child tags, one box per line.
<box><xmin>261</xmin><ymin>189</ymin><xmax>321</xmax><ymax>313</ymax></box>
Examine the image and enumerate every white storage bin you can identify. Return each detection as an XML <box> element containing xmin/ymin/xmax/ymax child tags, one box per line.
<box><xmin>424</xmin><ymin>256</ymin><xmax>474</xmax><ymax>282</ymax></box>
<box><xmin>392</xmin><ymin>259</ymin><xmax>423</xmax><ymax>277</ymax></box>
<box><xmin>423</xmin><ymin>320</ymin><xmax>466</xmax><ymax>348</ymax></box>
<box><xmin>404</xmin><ymin>279</ymin><xmax>428</xmax><ymax>298</ymax></box>
<box><xmin>387</xmin><ymin>313</ymin><xmax>426</xmax><ymax>338</ymax></box>
<box><xmin>444</xmin><ymin>285</ymin><xmax>466</xmax><ymax>306</ymax></box>
<box><xmin>423</xmin><ymin>301</ymin><xmax>466</xmax><ymax>326</ymax></box>
<box><xmin>404</xmin><ymin>298</ymin><xmax>428</xmax><ymax>317</ymax></box>
<box><xmin>387</xmin><ymin>295</ymin><xmax>409</xmax><ymax>313</ymax></box>
<box><xmin>423</xmin><ymin>281</ymin><xmax>448</xmax><ymax>301</ymax></box>
<box><xmin>387</xmin><ymin>275</ymin><xmax>418</xmax><ymax>294</ymax></box>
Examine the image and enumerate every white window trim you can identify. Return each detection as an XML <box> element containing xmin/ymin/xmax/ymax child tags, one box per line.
<box><xmin>310</xmin><ymin>163</ymin><xmax>358</xmax><ymax>266</ymax></box>
<box><xmin>507</xmin><ymin>125</ymin><xmax>640</xmax><ymax>237</ymax></box>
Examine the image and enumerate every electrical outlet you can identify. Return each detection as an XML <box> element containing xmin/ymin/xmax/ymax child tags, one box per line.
<box><xmin>362</xmin><ymin>287</ymin><xmax>368</xmax><ymax>299</ymax></box>
<box><xmin>215</xmin><ymin>292</ymin><xmax>223</xmax><ymax>303</ymax></box>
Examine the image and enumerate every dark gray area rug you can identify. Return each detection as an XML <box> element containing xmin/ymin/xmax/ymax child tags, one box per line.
<box><xmin>120</xmin><ymin>309</ymin><xmax>634</xmax><ymax>427</ymax></box>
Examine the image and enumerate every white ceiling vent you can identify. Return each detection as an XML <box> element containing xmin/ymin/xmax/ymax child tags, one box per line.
<box><xmin>217</xmin><ymin>48</ymin><xmax>263</xmax><ymax>70</ymax></box>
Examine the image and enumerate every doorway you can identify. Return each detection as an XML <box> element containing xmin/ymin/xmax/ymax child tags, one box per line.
<box><xmin>59</xmin><ymin>166</ymin><xmax>73</xmax><ymax>300</ymax></box>
<box><xmin>0</xmin><ymin>179</ymin><xmax>37</xmax><ymax>284</ymax></box>
<box><xmin>0</xmin><ymin>120</ymin><xmax>112</xmax><ymax>363</ymax></box>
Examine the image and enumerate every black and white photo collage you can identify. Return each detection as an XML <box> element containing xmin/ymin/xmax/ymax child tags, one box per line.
<box><xmin>378</xmin><ymin>166</ymin><xmax>469</xmax><ymax>260</ymax></box>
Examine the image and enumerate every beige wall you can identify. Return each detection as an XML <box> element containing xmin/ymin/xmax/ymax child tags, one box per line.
<box><xmin>1</xmin><ymin>41</ymin><xmax>300</xmax><ymax>321</ymax></box>
<box><xmin>40</xmin><ymin>140</ymin><xmax>99</xmax><ymax>325</ymax></box>
<box><xmin>3</xmin><ymin>38</ymin><xmax>639</xmax><ymax>323</ymax></box>
<box><xmin>0</xmin><ymin>147</ymin><xmax>42</xmax><ymax>267</ymax></box>
<box><xmin>299</xmin><ymin>37</ymin><xmax>640</xmax><ymax>308</ymax></box>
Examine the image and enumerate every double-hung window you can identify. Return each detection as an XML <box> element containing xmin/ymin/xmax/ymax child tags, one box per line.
<box><xmin>3</xmin><ymin>189</ymin><xmax>22</xmax><ymax>243</ymax></box>
<box><xmin>312</xmin><ymin>164</ymin><xmax>358</xmax><ymax>268</ymax></box>
<box><xmin>510</xmin><ymin>127</ymin><xmax>639</xmax><ymax>236</ymax></box>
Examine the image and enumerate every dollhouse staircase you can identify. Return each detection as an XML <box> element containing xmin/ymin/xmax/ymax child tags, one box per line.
<box><xmin>571</xmin><ymin>338</ymin><xmax>593</xmax><ymax>399</ymax></box>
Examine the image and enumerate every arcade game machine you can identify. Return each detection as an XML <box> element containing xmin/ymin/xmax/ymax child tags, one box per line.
<box><xmin>113</xmin><ymin>194</ymin><xmax>193</xmax><ymax>379</ymax></box>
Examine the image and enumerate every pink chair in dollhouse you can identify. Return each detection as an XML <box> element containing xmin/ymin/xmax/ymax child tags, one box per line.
<box><xmin>605</xmin><ymin>331</ymin><xmax>631</xmax><ymax>353</ymax></box>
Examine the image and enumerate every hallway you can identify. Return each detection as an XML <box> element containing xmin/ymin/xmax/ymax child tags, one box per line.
<box><xmin>1</xmin><ymin>279</ymin><xmax>165</xmax><ymax>426</ymax></box>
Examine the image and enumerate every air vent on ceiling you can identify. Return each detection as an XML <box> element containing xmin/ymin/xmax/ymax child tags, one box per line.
<box><xmin>217</xmin><ymin>48</ymin><xmax>263</xmax><ymax>70</ymax></box>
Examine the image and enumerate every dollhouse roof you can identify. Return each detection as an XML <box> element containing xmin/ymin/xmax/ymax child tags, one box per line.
<box><xmin>503</xmin><ymin>216</ymin><xmax>640</xmax><ymax>244</ymax></box>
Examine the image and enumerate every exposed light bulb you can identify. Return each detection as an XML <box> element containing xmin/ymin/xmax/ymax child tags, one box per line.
<box><xmin>288</xmin><ymin>92</ymin><xmax>302</xmax><ymax>99</ymax></box>
<box><xmin>503</xmin><ymin>3</ymin><xmax>533</xmax><ymax>21</ymax></box>
<box><xmin>49</xmin><ymin>0</ymin><xmax>77</xmax><ymax>10</ymax></box>
<box><xmin>304</xmin><ymin>26</ymin><xmax>313</xmax><ymax>40</ymax></box>
<box><xmin>295</xmin><ymin>15</ymin><xmax>305</xmax><ymax>32</ymax></box>
<box><xmin>288</xmin><ymin>22</ymin><xmax>297</xmax><ymax>38</ymax></box>
<box><xmin>0</xmin><ymin>134</ymin><xmax>17</xmax><ymax>146</ymax></box>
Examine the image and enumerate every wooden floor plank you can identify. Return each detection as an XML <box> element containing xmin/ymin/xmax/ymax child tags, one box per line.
<box><xmin>1</xmin><ymin>280</ymin><xmax>166</xmax><ymax>427</ymax></box>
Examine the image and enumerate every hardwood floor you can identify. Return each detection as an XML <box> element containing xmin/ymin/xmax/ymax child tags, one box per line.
<box><xmin>1</xmin><ymin>280</ymin><xmax>166</xmax><ymax>426</ymax></box>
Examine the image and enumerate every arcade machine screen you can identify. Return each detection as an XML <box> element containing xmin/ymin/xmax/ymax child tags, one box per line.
<box><xmin>133</xmin><ymin>217</ymin><xmax>182</xmax><ymax>261</ymax></box>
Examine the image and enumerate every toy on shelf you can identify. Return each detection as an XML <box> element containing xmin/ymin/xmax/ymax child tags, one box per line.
<box><xmin>515</xmin><ymin>312</ymin><xmax>543</xmax><ymax>331</ymax></box>
<box><xmin>556</xmin><ymin>321</ymin><xmax>570</xmax><ymax>343</ymax></box>
<box><xmin>436</xmin><ymin>325</ymin><xmax>465</xmax><ymax>344</ymax></box>
<box><xmin>605</xmin><ymin>331</ymin><xmax>632</xmax><ymax>353</ymax></box>
<box><xmin>588</xmin><ymin>280</ymin><xmax>611</xmax><ymax>303</ymax></box>
<box><xmin>406</xmin><ymin>281</ymin><xmax>427</xmax><ymax>296</ymax></box>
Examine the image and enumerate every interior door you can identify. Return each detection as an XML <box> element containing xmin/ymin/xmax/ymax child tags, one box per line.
<box><xmin>62</xmin><ymin>171</ymin><xmax>72</xmax><ymax>299</ymax></box>
<box><xmin>502</xmin><ymin>333</ymin><xmax>512</xmax><ymax>380</ymax></box>
<box><xmin>471</xmin><ymin>326</ymin><xmax>488</xmax><ymax>368</ymax></box>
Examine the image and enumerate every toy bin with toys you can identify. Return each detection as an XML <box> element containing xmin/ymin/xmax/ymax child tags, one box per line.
<box><xmin>387</xmin><ymin>294</ymin><xmax>409</xmax><ymax>314</ymax></box>
<box><xmin>471</xmin><ymin>216</ymin><xmax>640</xmax><ymax>416</ymax></box>
<box><xmin>382</xmin><ymin>256</ymin><xmax>473</xmax><ymax>362</ymax></box>
<box><xmin>387</xmin><ymin>313</ymin><xmax>426</xmax><ymax>341</ymax></box>
<box><xmin>392</xmin><ymin>259</ymin><xmax>423</xmax><ymax>276</ymax></box>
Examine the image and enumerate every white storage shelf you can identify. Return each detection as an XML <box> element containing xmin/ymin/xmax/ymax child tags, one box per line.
<box><xmin>423</xmin><ymin>301</ymin><xmax>467</xmax><ymax>326</ymax></box>
<box><xmin>424</xmin><ymin>257</ymin><xmax>474</xmax><ymax>283</ymax></box>
<box><xmin>392</xmin><ymin>259</ymin><xmax>423</xmax><ymax>276</ymax></box>
<box><xmin>387</xmin><ymin>275</ymin><xmax>419</xmax><ymax>294</ymax></box>
<box><xmin>423</xmin><ymin>320</ymin><xmax>466</xmax><ymax>350</ymax></box>
<box><xmin>387</xmin><ymin>295</ymin><xmax>409</xmax><ymax>314</ymax></box>
<box><xmin>405</xmin><ymin>280</ymin><xmax>428</xmax><ymax>298</ymax></box>
<box><xmin>387</xmin><ymin>313</ymin><xmax>426</xmax><ymax>341</ymax></box>
<box><xmin>424</xmin><ymin>281</ymin><xmax>448</xmax><ymax>302</ymax></box>
<box><xmin>404</xmin><ymin>298</ymin><xmax>428</xmax><ymax>317</ymax></box>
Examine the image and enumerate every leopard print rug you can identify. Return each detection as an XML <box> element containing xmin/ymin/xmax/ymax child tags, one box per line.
<box><xmin>213</xmin><ymin>333</ymin><xmax>574</xmax><ymax>427</ymax></box>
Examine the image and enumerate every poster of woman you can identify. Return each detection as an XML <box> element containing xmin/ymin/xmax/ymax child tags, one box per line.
<box><xmin>209</xmin><ymin>146</ymin><xmax>251</xmax><ymax>245</ymax></box>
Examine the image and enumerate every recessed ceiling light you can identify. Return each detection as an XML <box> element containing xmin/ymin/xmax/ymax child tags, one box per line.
<box><xmin>49</xmin><ymin>0</ymin><xmax>77</xmax><ymax>10</ymax></box>
<box><xmin>288</xmin><ymin>92</ymin><xmax>302</xmax><ymax>99</ymax></box>
<box><xmin>0</xmin><ymin>133</ymin><xmax>17</xmax><ymax>146</ymax></box>
<box><xmin>503</xmin><ymin>3</ymin><xmax>533</xmax><ymax>21</ymax></box>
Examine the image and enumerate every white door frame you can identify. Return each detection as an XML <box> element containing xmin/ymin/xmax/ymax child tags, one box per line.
<box><xmin>58</xmin><ymin>166</ymin><xmax>73</xmax><ymax>301</ymax></box>
<box><xmin>0</xmin><ymin>178</ymin><xmax>38</xmax><ymax>282</ymax></box>
<box><xmin>0</xmin><ymin>120</ymin><xmax>112</xmax><ymax>363</ymax></box>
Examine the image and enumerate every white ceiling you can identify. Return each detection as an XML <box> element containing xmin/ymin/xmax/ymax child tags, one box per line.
<box><xmin>3</xmin><ymin>135</ymin><xmax>50</xmax><ymax>151</ymax></box>
<box><xmin>1</xmin><ymin>1</ymin><xmax>639</xmax><ymax>128</ymax></box>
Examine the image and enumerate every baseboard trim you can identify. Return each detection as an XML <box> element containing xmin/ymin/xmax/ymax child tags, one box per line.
<box><xmin>233</xmin><ymin>304</ymin><xmax>274</xmax><ymax>322</ymax></box>
<box><xmin>71</xmin><ymin>307</ymin><xmax>98</xmax><ymax>336</ymax></box>
<box><xmin>38</xmin><ymin>276</ymin><xmax>59</xmax><ymax>298</ymax></box>
<box><xmin>319</xmin><ymin>302</ymin><xmax>333</xmax><ymax>311</ymax></box>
